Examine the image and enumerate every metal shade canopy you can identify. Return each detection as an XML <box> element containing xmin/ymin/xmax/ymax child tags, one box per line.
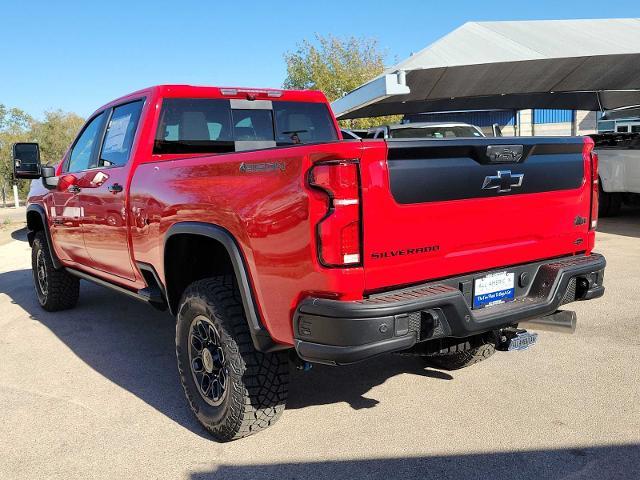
<box><xmin>601</xmin><ymin>105</ymin><xmax>640</xmax><ymax>120</ymax></box>
<box><xmin>332</xmin><ymin>19</ymin><xmax>640</xmax><ymax>119</ymax></box>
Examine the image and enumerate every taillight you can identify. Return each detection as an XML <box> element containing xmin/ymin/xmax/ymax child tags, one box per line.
<box><xmin>584</xmin><ymin>137</ymin><xmax>598</xmax><ymax>230</ymax></box>
<box><xmin>308</xmin><ymin>160</ymin><xmax>362</xmax><ymax>267</ymax></box>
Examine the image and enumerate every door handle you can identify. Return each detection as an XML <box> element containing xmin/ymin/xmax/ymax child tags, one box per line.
<box><xmin>108</xmin><ymin>183</ymin><xmax>123</xmax><ymax>193</ymax></box>
<box><xmin>67</xmin><ymin>185</ymin><xmax>81</xmax><ymax>194</ymax></box>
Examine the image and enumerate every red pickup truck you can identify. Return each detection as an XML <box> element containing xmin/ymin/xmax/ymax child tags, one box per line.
<box><xmin>14</xmin><ymin>85</ymin><xmax>605</xmax><ymax>441</ymax></box>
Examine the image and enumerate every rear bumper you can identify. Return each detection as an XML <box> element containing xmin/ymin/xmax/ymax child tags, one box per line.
<box><xmin>294</xmin><ymin>253</ymin><xmax>606</xmax><ymax>365</ymax></box>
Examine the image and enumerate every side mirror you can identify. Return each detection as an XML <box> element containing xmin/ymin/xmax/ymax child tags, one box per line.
<box><xmin>41</xmin><ymin>166</ymin><xmax>59</xmax><ymax>189</ymax></box>
<box><xmin>13</xmin><ymin>143</ymin><xmax>42</xmax><ymax>179</ymax></box>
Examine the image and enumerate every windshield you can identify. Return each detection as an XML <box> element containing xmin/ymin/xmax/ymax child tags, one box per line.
<box><xmin>389</xmin><ymin>125</ymin><xmax>483</xmax><ymax>139</ymax></box>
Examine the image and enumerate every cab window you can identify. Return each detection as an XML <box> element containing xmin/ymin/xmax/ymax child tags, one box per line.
<box><xmin>99</xmin><ymin>100</ymin><xmax>144</xmax><ymax>167</ymax></box>
<box><xmin>232</xmin><ymin>109</ymin><xmax>274</xmax><ymax>141</ymax></box>
<box><xmin>273</xmin><ymin>101</ymin><xmax>338</xmax><ymax>145</ymax></box>
<box><xmin>153</xmin><ymin>98</ymin><xmax>338</xmax><ymax>154</ymax></box>
<box><xmin>154</xmin><ymin>98</ymin><xmax>233</xmax><ymax>154</ymax></box>
<box><xmin>66</xmin><ymin>112</ymin><xmax>106</xmax><ymax>173</ymax></box>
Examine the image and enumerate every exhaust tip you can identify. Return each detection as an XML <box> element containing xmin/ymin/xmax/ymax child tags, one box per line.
<box><xmin>519</xmin><ymin>310</ymin><xmax>577</xmax><ymax>334</ymax></box>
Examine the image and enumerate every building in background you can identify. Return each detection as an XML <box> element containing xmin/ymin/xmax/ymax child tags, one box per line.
<box><xmin>403</xmin><ymin>109</ymin><xmax>600</xmax><ymax>136</ymax></box>
<box><xmin>597</xmin><ymin>115</ymin><xmax>640</xmax><ymax>133</ymax></box>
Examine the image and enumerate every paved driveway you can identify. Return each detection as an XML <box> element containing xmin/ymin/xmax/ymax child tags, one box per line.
<box><xmin>0</xmin><ymin>212</ymin><xmax>638</xmax><ymax>480</ymax></box>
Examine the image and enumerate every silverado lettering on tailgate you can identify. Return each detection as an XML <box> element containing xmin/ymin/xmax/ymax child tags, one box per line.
<box><xmin>371</xmin><ymin>245</ymin><xmax>440</xmax><ymax>260</ymax></box>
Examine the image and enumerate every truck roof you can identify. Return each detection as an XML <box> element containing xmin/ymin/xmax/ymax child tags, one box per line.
<box><xmin>91</xmin><ymin>84</ymin><xmax>330</xmax><ymax>119</ymax></box>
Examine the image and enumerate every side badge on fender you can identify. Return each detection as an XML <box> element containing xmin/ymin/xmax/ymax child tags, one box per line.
<box><xmin>240</xmin><ymin>162</ymin><xmax>286</xmax><ymax>173</ymax></box>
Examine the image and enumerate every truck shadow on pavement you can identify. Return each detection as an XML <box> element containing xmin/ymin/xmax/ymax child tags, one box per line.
<box><xmin>10</xmin><ymin>226</ymin><xmax>28</xmax><ymax>242</ymax></box>
<box><xmin>288</xmin><ymin>358</ymin><xmax>451</xmax><ymax>410</ymax></box>
<box><xmin>0</xmin><ymin>268</ymin><xmax>451</xmax><ymax>437</ymax></box>
<box><xmin>597</xmin><ymin>207</ymin><xmax>640</xmax><ymax>239</ymax></box>
<box><xmin>187</xmin><ymin>444</ymin><xmax>640</xmax><ymax>480</ymax></box>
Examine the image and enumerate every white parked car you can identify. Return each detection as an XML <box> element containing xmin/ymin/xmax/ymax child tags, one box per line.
<box><xmin>590</xmin><ymin>133</ymin><xmax>640</xmax><ymax>216</ymax></box>
<box><xmin>365</xmin><ymin>122</ymin><xmax>486</xmax><ymax>139</ymax></box>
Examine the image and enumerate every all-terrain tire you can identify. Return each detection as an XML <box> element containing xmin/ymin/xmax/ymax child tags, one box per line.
<box><xmin>175</xmin><ymin>276</ymin><xmax>289</xmax><ymax>442</ymax></box>
<box><xmin>423</xmin><ymin>338</ymin><xmax>496</xmax><ymax>371</ymax></box>
<box><xmin>31</xmin><ymin>231</ymin><xmax>79</xmax><ymax>311</ymax></box>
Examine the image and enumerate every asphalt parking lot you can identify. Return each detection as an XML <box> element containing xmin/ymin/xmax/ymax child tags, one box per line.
<box><xmin>0</xmin><ymin>210</ymin><xmax>639</xmax><ymax>480</ymax></box>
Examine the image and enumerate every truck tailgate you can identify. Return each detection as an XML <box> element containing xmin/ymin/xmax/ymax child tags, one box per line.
<box><xmin>361</xmin><ymin>137</ymin><xmax>592</xmax><ymax>292</ymax></box>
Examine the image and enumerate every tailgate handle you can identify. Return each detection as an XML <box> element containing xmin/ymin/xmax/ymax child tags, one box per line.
<box><xmin>486</xmin><ymin>145</ymin><xmax>524</xmax><ymax>163</ymax></box>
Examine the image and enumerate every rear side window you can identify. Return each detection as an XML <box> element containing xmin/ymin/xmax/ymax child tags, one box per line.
<box><xmin>153</xmin><ymin>98</ymin><xmax>337</xmax><ymax>154</ymax></box>
<box><xmin>154</xmin><ymin>99</ymin><xmax>234</xmax><ymax>154</ymax></box>
<box><xmin>100</xmin><ymin>100</ymin><xmax>143</xmax><ymax>167</ymax></box>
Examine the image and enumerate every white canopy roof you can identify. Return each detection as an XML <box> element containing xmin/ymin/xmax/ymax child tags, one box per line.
<box><xmin>332</xmin><ymin>18</ymin><xmax>640</xmax><ymax>119</ymax></box>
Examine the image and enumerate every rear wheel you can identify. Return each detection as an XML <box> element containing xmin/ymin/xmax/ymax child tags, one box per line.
<box><xmin>31</xmin><ymin>231</ymin><xmax>79</xmax><ymax>311</ymax></box>
<box><xmin>176</xmin><ymin>276</ymin><xmax>289</xmax><ymax>441</ymax></box>
<box><xmin>422</xmin><ymin>337</ymin><xmax>496</xmax><ymax>371</ymax></box>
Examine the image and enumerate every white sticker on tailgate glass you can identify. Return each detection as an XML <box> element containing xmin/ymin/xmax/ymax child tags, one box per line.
<box><xmin>473</xmin><ymin>271</ymin><xmax>515</xmax><ymax>309</ymax></box>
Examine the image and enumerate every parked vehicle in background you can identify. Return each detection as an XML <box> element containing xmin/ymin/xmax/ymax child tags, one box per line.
<box><xmin>613</xmin><ymin>121</ymin><xmax>640</xmax><ymax>134</ymax></box>
<box><xmin>589</xmin><ymin>132</ymin><xmax>640</xmax><ymax>216</ymax></box>
<box><xmin>340</xmin><ymin>129</ymin><xmax>362</xmax><ymax>139</ymax></box>
<box><xmin>14</xmin><ymin>85</ymin><xmax>605</xmax><ymax>442</ymax></box>
<box><xmin>366</xmin><ymin>122</ymin><xmax>485</xmax><ymax>139</ymax></box>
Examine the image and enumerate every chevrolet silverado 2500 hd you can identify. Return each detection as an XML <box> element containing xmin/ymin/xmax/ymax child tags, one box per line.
<box><xmin>13</xmin><ymin>85</ymin><xmax>606</xmax><ymax>441</ymax></box>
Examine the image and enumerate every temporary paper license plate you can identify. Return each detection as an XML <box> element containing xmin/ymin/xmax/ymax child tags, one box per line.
<box><xmin>473</xmin><ymin>271</ymin><xmax>515</xmax><ymax>309</ymax></box>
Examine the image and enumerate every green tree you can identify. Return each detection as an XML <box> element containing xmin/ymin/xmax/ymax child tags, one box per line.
<box><xmin>0</xmin><ymin>105</ymin><xmax>34</xmax><ymax>202</ymax></box>
<box><xmin>31</xmin><ymin>110</ymin><xmax>85</xmax><ymax>165</ymax></box>
<box><xmin>0</xmin><ymin>105</ymin><xmax>84</xmax><ymax>201</ymax></box>
<box><xmin>283</xmin><ymin>34</ymin><xmax>401</xmax><ymax>129</ymax></box>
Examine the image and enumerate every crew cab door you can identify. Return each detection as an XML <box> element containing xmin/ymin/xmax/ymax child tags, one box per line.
<box><xmin>50</xmin><ymin>111</ymin><xmax>108</xmax><ymax>264</ymax></box>
<box><xmin>78</xmin><ymin>100</ymin><xmax>144</xmax><ymax>281</ymax></box>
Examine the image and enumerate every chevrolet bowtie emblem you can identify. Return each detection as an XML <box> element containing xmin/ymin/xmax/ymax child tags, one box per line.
<box><xmin>482</xmin><ymin>170</ymin><xmax>524</xmax><ymax>193</ymax></box>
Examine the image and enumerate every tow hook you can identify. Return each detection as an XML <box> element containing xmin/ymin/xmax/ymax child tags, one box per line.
<box><xmin>290</xmin><ymin>350</ymin><xmax>313</xmax><ymax>371</ymax></box>
<box><xmin>496</xmin><ymin>328</ymin><xmax>538</xmax><ymax>352</ymax></box>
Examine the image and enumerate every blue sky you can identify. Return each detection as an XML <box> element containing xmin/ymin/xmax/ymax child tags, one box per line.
<box><xmin>2</xmin><ymin>0</ymin><xmax>639</xmax><ymax>118</ymax></box>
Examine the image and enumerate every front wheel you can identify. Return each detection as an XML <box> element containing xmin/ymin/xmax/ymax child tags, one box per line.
<box><xmin>31</xmin><ymin>231</ymin><xmax>79</xmax><ymax>311</ymax></box>
<box><xmin>176</xmin><ymin>276</ymin><xmax>289</xmax><ymax>441</ymax></box>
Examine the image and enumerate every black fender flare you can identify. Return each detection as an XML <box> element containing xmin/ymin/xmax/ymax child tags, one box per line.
<box><xmin>26</xmin><ymin>204</ymin><xmax>63</xmax><ymax>269</ymax></box>
<box><xmin>164</xmin><ymin>222</ymin><xmax>286</xmax><ymax>353</ymax></box>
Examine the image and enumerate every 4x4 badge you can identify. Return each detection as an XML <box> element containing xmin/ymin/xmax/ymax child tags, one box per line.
<box><xmin>482</xmin><ymin>170</ymin><xmax>524</xmax><ymax>193</ymax></box>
